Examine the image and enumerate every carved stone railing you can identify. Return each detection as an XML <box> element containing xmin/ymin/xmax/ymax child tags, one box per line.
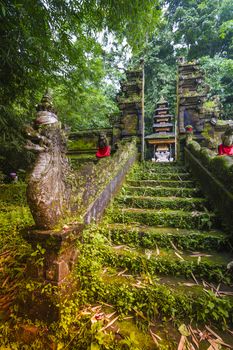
<box><xmin>25</xmin><ymin>135</ymin><xmax>137</xmax><ymax>286</ymax></box>
<box><xmin>23</xmin><ymin>96</ymin><xmax>138</xmax><ymax>321</ymax></box>
<box><xmin>22</xmin><ymin>93</ymin><xmax>139</xmax><ymax>321</ymax></box>
<box><xmin>73</xmin><ymin>139</ymin><xmax>138</xmax><ymax>223</ymax></box>
<box><xmin>184</xmin><ymin>140</ymin><xmax>233</xmax><ymax>230</ymax></box>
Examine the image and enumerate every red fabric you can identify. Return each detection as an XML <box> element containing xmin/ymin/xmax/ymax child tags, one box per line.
<box><xmin>218</xmin><ymin>144</ymin><xmax>233</xmax><ymax>156</ymax></box>
<box><xmin>96</xmin><ymin>146</ymin><xmax>111</xmax><ymax>158</ymax></box>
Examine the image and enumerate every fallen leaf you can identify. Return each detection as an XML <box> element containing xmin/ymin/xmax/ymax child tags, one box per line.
<box><xmin>178</xmin><ymin>335</ymin><xmax>186</xmax><ymax>350</ymax></box>
<box><xmin>191</xmin><ymin>272</ymin><xmax>199</xmax><ymax>285</ymax></box>
<box><xmin>215</xmin><ymin>339</ymin><xmax>233</xmax><ymax>349</ymax></box>
<box><xmin>117</xmin><ymin>268</ymin><xmax>127</xmax><ymax>276</ymax></box>
<box><xmin>205</xmin><ymin>326</ymin><xmax>222</xmax><ymax>341</ymax></box>
<box><xmin>100</xmin><ymin>316</ymin><xmax>119</xmax><ymax>332</ymax></box>
<box><xmin>175</xmin><ymin>252</ymin><xmax>184</xmax><ymax>260</ymax></box>
<box><xmin>149</xmin><ymin>329</ymin><xmax>159</xmax><ymax>346</ymax></box>
<box><xmin>207</xmin><ymin>340</ymin><xmax>220</xmax><ymax>350</ymax></box>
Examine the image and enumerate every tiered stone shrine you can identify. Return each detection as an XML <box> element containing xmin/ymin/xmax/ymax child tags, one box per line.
<box><xmin>145</xmin><ymin>97</ymin><xmax>175</xmax><ymax>162</ymax></box>
<box><xmin>116</xmin><ymin>67</ymin><xmax>144</xmax><ymax>142</ymax></box>
<box><xmin>178</xmin><ymin>60</ymin><xmax>209</xmax><ymax>136</ymax></box>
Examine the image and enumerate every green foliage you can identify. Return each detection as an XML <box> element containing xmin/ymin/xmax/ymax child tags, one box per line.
<box><xmin>0</xmin><ymin>183</ymin><xmax>27</xmax><ymax>205</ymax></box>
<box><xmin>200</xmin><ymin>56</ymin><xmax>233</xmax><ymax>117</ymax></box>
<box><xmin>0</xmin><ymin>0</ymin><xmax>161</xmax><ymax>173</ymax></box>
<box><xmin>141</xmin><ymin>0</ymin><xmax>233</xmax><ymax>122</ymax></box>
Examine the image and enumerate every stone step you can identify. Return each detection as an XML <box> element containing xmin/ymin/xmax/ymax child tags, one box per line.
<box><xmin>100</xmin><ymin>245</ymin><xmax>233</xmax><ymax>284</ymax></box>
<box><xmin>116</xmin><ymin>195</ymin><xmax>208</xmax><ymax>211</ymax></box>
<box><xmin>132</xmin><ymin>172</ymin><xmax>191</xmax><ymax>181</ymax></box>
<box><xmin>124</xmin><ymin>185</ymin><xmax>202</xmax><ymax>198</ymax></box>
<box><xmin>137</xmin><ymin>165</ymin><xmax>188</xmax><ymax>173</ymax></box>
<box><xmin>101</xmin><ymin>224</ymin><xmax>230</xmax><ymax>252</ymax></box>
<box><xmin>140</xmin><ymin>162</ymin><xmax>185</xmax><ymax>169</ymax></box>
<box><xmin>102</xmin><ymin>270</ymin><xmax>233</xmax><ymax>299</ymax></box>
<box><xmin>98</xmin><ymin>272</ymin><xmax>233</xmax><ymax>327</ymax></box>
<box><xmin>109</xmin><ymin>208</ymin><xmax>218</xmax><ymax>230</ymax></box>
<box><xmin>127</xmin><ymin>179</ymin><xmax>196</xmax><ymax>188</ymax></box>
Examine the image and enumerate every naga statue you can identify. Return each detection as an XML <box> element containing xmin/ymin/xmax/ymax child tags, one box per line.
<box><xmin>218</xmin><ymin>126</ymin><xmax>233</xmax><ymax>156</ymax></box>
<box><xmin>25</xmin><ymin>92</ymin><xmax>73</xmax><ymax>230</ymax></box>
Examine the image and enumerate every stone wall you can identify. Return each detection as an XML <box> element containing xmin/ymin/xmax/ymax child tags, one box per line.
<box><xmin>68</xmin><ymin>128</ymin><xmax>114</xmax><ymax>153</ymax></box>
<box><xmin>72</xmin><ymin>139</ymin><xmax>138</xmax><ymax>221</ymax></box>
<box><xmin>184</xmin><ymin>141</ymin><xmax>233</xmax><ymax>230</ymax></box>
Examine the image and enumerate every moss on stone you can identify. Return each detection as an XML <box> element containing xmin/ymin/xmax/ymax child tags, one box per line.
<box><xmin>127</xmin><ymin>179</ymin><xmax>195</xmax><ymax>188</ymax></box>
<box><xmin>68</xmin><ymin>138</ymin><xmax>97</xmax><ymax>151</ymax></box>
<box><xmin>109</xmin><ymin>208</ymin><xmax>217</xmax><ymax>230</ymax></box>
<box><xmin>100</xmin><ymin>224</ymin><xmax>230</xmax><ymax>252</ymax></box>
<box><xmin>116</xmin><ymin>195</ymin><xmax>208</xmax><ymax>211</ymax></box>
<box><xmin>124</xmin><ymin>185</ymin><xmax>202</xmax><ymax>198</ymax></box>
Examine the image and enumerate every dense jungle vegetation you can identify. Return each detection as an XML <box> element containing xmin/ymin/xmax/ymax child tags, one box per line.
<box><xmin>1</xmin><ymin>0</ymin><xmax>233</xmax><ymax>174</ymax></box>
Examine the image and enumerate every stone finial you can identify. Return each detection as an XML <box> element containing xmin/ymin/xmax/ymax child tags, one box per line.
<box><xmin>36</xmin><ymin>89</ymin><xmax>54</xmax><ymax>112</ymax></box>
<box><xmin>35</xmin><ymin>90</ymin><xmax>58</xmax><ymax>126</ymax></box>
<box><xmin>157</xmin><ymin>96</ymin><xmax>167</xmax><ymax>105</ymax></box>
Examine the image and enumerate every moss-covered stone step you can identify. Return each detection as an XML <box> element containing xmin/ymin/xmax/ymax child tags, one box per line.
<box><xmin>127</xmin><ymin>179</ymin><xmax>195</xmax><ymax>188</ymax></box>
<box><xmin>132</xmin><ymin>172</ymin><xmax>191</xmax><ymax>181</ymax></box>
<box><xmin>124</xmin><ymin>186</ymin><xmax>202</xmax><ymax>198</ymax></box>
<box><xmin>100</xmin><ymin>245</ymin><xmax>233</xmax><ymax>284</ymax></box>
<box><xmin>92</xmin><ymin>277</ymin><xmax>233</xmax><ymax>327</ymax></box>
<box><xmin>139</xmin><ymin>162</ymin><xmax>186</xmax><ymax>170</ymax></box>
<box><xmin>100</xmin><ymin>224</ymin><xmax>230</xmax><ymax>251</ymax></box>
<box><xmin>142</xmin><ymin>166</ymin><xmax>188</xmax><ymax>173</ymax></box>
<box><xmin>102</xmin><ymin>270</ymin><xmax>233</xmax><ymax>299</ymax></box>
<box><xmin>109</xmin><ymin>208</ymin><xmax>217</xmax><ymax>230</ymax></box>
<box><xmin>115</xmin><ymin>195</ymin><xmax>208</xmax><ymax>211</ymax></box>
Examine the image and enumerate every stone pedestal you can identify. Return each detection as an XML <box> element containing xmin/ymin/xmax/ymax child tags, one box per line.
<box><xmin>22</xmin><ymin>224</ymin><xmax>83</xmax><ymax>322</ymax></box>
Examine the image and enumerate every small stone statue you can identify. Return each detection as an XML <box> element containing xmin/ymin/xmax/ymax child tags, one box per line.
<box><xmin>155</xmin><ymin>151</ymin><xmax>171</xmax><ymax>162</ymax></box>
<box><xmin>185</xmin><ymin>125</ymin><xmax>193</xmax><ymax>144</ymax></box>
<box><xmin>96</xmin><ymin>132</ymin><xmax>111</xmax><ymax>158</ymax></box>
<box><xmin>218</xmin><ymin>126</ymin><xmax>233</xmax><ymax>156</ymax></box>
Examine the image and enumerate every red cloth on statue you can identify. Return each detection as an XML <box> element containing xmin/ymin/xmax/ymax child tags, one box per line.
<box><xmin>218</xmin><ymin>144</ymin><xmax>233</xmax><ymax>156</ymax></box>
<box><xmin>96</xmin><ymin>146</ymin><xmax>111</xmax><ymax>158</ymax></box>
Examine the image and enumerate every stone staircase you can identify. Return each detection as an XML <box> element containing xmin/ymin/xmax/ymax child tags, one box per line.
<box><xmin>86</xmin><ymin>161</ymin><xmax>233</xmax><ymax>347</ymax></box>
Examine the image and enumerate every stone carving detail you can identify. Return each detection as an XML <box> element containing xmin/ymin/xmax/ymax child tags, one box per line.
<box><xmin>218</xmin><ymin>126</ymin><xmax>233</xmax><ymax>156</ymax></box>
<box><xmin>25</xmin><ymin>92</ymin><xmax>72</xmax><ymax>229</ymax></box>
<box><xmin>221</xmin><ymin>126</ymin><xmax>233</xmax><ymax>147</ymax></box>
